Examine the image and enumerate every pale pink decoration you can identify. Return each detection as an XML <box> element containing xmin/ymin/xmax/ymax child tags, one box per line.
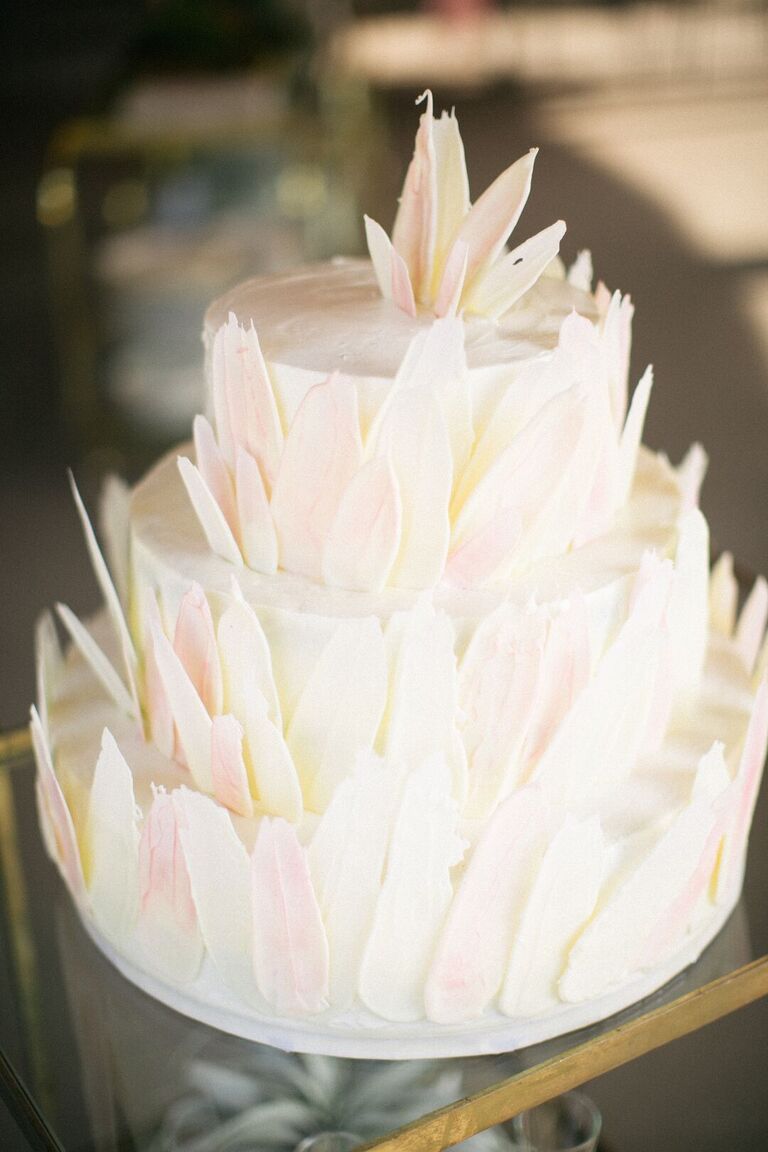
<box><xmin>444</xmin><ymin>505</ymin><xmax>521</xmax><ymax>588</ymax></box>
<box><xmin>137</xmin><ymin>788</ymin><xmax>203</xmax><ymax>983</ymax></box>
<box><xmin>287</xmin><ymin>617</ymin><xmax>387</xmax><ymax>812</ymax></box>
<box><xmin>98</xmin><ymin>474</ymin><xmax>132</xmax><ymax>609</ymax></box>
<box><xmin>522</xmin><ymin>597</ymin><xmax>591</xmax><ymax>774</ymax></box>
<box><xmin>173</xmin><ymin>583</ymin><xmax>223</xmax><ymax>716</ymax></box>
<box><xmin>251</xmin><ymin>817</ymin><xmax>330</xmax><ymax>1015</ymax></box>
<box><xmin>69</xmin><ymin>473</ymin><xmax>141</xmax><ymax>722</ymax></box>
<box><xmin>56</xmin><ymin>603</ymin><xmax>137</xmax><ymax>718</ymax></box>
<box><xmin>709</xmin><ymin>552</ymin><xmax>738</xmax><ymax>637</ymax></box>
<box><xmin>450</xmin><ymin>378</ymin><xmax>593</xmax><ymax>584</ymax></box>
<box><xmin>677</xmin><ymin>443</ymin><xmax>709</xmax><ymax>512</ymax></box>
<box><xmin>568</xmin><ymin>250</ymin><xmax>593</xmax><ymax>292</ymax></box>
<box><xmin>371</xmin><ymin>385</ymin><xmax>452</xmax><ymax>589</ymax></box>
<box><xmin>385</xmin><ymin>601</ymin><xmax>467</xmax><ymax>804</ymax></box>
<box><xmin>30</xmin><ymin>705</ymin><xmax>87</xmax><ymax>906</ymax></box>
<box><xmin>175</xmin><ymin>787</ymin><xmax>258</xmax><ymax>1004</ymax></box>
<box><xmin>152</xmin><ymin>622</ymin><xmax>213</xmax><ymax>792</ymax></box>
<box><xmin>596</xmin><ymin>286</ymin><xmax>634</xmax><ymax>428</ymax></box>
<box><xmin>178</xmin><ymin>456</ymin><xmax>243</xmax><ymax>568</ymax></box>
<box><xmin>459</xmin><ymin>605</ymin><xmax>547</xmax><ymax>819</ymax></box>
<box><xmin>433</xmin><ymin>239</ymin><xmax>468</xmax><ymax>318</ymax></box>
<box><xmin>308</xmin><ymin>751</ymin><xmax>399</xmax><ymax>1007</ymax></box>
<box><xmin>390</xmin><ymin>91</ymin><xmax>439</xmax><ymax>301</ymax></box>
<box><xmin>142</xmin><ymin>588</ymin><xmax>175</xmax><ymax>760</ymax></box>
<box><xmin>371</xmin><ymin>316</ymin><xmax>472</xmax><ymax>475</ymax></box>
<box><xmin>533</xmin><ymin>555</ymin><xmax>672</xmax><ymax>813</ymax></box>
<box><xmin>367</xmin><ymin>94</ymin><xmax>562</xmax><ymax>318</ymax></box>
<box><xmin>364</xmin><ymin>216</ymin><xmax>417</xmax><ymax>318</ymax></box>
<box><xmin>321</xmin><ymin>456</ymin><xmax>402</xmax><ymax>592</ymax></box>
<box><xmin>210</xmin><ymin>714</ymin><xmax>253</xmax><ymax>817</ymax></box>
<box><xmin>667</xmin><ymin>510</ymin><xmax>709</xmax><ymax>703</ymax></box>
<box><xmin>211</xmin><ymin>312</ymin><xmax>283</xmax><ymax>487</ymax></box>
<box><xmin>614</xmin><ymin>365</ymin><xmax>654</xmax><ymax>508</ymax></box>
<box><xmin>561</xmin><ymin>745</ymin><xmax>731</xmax><ymax>1002</ymax></box>
<box><xmin>735</xmin><ymin>576</ymin><xmax>768</xmax><ymax>676</ymax></box>
<box><xmin>359</xmin><ymin>754</ymin><xmax>465</xmax><ymax>1022</ymax></box>
<box><xmin>501</xmin><ymin>816</ymin><xmax>605</xmax><ymax>1017</ymax></box>
<box><xmin>35</xmin><ymin>610</ymin><xmax>63</xmax><ymax>741</ymax></box>
<box><xmin>87</xmin><ymin>729</ymin><xmax>141</xmax><ymax>944</ymax></box>
<box><xmin>236</xmin><ymin>448</ymin><xmax>278</xmax><ymax>574</ymax></box>
<box><xmin>720</xmin><ymin>679</ymin><xmax>768</xmax><ymax>896</ymax></box>
<box><xmin>450</xmin><ymin>148</ymin><xmax>538</xmax><ymax>286</ymax></box>
<box><xmin>193</xmin><ymin>415</ymin><xmax>239</xmax><ymax>538</ymax></box>
<box><xmin>465</xmin><ymin>220</ymin><xmax>566</xmax><ymax>319</ymax></box>
<box><xmin>425</xmin><ymin>786</ymin><xmax>550</xmax><ymax>1023</ymax></box>
<box><xmin>270</xmin><ymin>374</ymin><xmax>363</xmax><ymax>580</ymax></box>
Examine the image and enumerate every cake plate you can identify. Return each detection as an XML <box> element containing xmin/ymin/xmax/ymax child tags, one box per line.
<box><xmin>1</xmin><ymin>724</ymin><xmax>767</xmax><ymax>1152</ymax></box>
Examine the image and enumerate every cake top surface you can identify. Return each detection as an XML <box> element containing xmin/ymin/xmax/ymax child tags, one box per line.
<box><xmin>205</xmin><ymin>258</ymin><xmax>597</xmax><ymax>379</ymax></box>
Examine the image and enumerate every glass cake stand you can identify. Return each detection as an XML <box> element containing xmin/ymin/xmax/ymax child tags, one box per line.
<box><xmin>1</xmin><ymin>724</ymin><xmax>767</xmax><ymax>1152</ymax></box>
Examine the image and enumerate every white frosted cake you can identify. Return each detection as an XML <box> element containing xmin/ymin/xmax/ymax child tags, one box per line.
<box><xmin>33</xmin><ymin>94</ymin><xmax>768</xmax><ymax>1058</ymax></box>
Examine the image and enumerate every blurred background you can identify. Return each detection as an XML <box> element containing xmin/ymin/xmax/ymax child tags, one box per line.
<box><xmin>1</xmin><ymin>0</ymin><xmax>767</xmax><ymax>1148</ymax></box>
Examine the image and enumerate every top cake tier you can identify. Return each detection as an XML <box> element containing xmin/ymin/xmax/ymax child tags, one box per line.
<box><xmin>176</xmin><ymin>94</ymin><xmax>644</xmax><ymax>594</ymax></box>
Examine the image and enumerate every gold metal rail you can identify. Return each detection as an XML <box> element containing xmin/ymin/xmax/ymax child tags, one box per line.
<box><xmin>360</xmin><ymin>956</ymin><xmax>768</xmax><ymax>1150</ymax></box>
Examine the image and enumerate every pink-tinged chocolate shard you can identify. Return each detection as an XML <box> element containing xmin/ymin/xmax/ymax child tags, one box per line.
<box><xmin>287</xmin><ymin>617</ymin><xmax>387</xmax><ymax>812</ymax></box>
<box><xmin>175</xmin><ymin>787</ymin><xmax>259</xmax><ymax>1004</ymax></box>
<box><xmin>561</xmin><ymin>744</ymin><xmax>731</xmax><ymax>1002</ymax></box>
<box><xmin>308</xmin><ymin>751</ymin><xmax>398</xmax><ymax>1008</ymax></box>
<box><xmin>677</xmin><ymin>443</ymin><xmax>709</xmax><ymax>512</ymax></box>
<box><xmin>137</xmin><ymin>787</ymin><xmax>203</xmax><ymax>983</ymax></box>
<box><xmin>385</xmin><ymin>600</ymin><xmax>467</xmax><ymax>804</ymax></box>
<box><xmin>173</xmin><ymin>582</ymin><xmax>223</xmax><ymax>715</ymax></box>
<box><xmin>30</xmin><ymin>705</ymin><xmax>87</xmax><ymax>906</ymax></box>
<box><xmin>364</xmin><ymin>215</ymin><xmax>417</xmax><ymax>318</ymax></box>
<box><xmin>142</xmin><ymin>588</ymin><xmax>175</xmax><ymax>760</ymax></box>
<box><xmin>322</xmin><ymin>455</ymin><xmax>402</xmax><ymax>592</ymax></box>
<box><xmin>458</xmin><ymin>604</ymin><xmax>547</xmax><ymax>818</ymax></box>
<box><xmin>251</xmin><ymin>817</ymin><xmax>329</xmax><ymax>1015</ymax></box>
<box><xmin>371</xmin><ymin>385</ymin><xmax>452</xmax><ymax>589</ymax></box>
<box><xmin>98</xmin><ymin>474</ymin><xmax>132</xmax><ymax>609</ymax></box>
<box><xmin>450</xmin><ymin>148</ymin><xmax>538</xmax><ymax>287</ymax></box>
<box><xmin>533</xmin><ymin>556</ymin><xmax>672</xmax><ymax>813</ymax></box>
<box><xmin>270</xmin><ymin>374</ymin><xmax>363</xmax><ymax>580</ymax></box>
<box><xmin>177</xmin><ymin>455</ymin><xmax>243</xmax><ymax>567</ymax></box>
<box><xmin>152</xmin><ymin>623</ymin><xmax>213</xmax><ymax>792</ymax></box>
<box><xmin>34</xmin><ymin>609</ymin><xmax>63</xmax><ymax>741</ymax></box>
<box><xmin>193</xmin><ymin>414</ymin><xmax>239</xmax><ymax>538</ymax></box>
<box><xmin>235</xmin><ymin>448</ymin><xmax>278</xmax><ymax>574</ymax></box>
<box><xmin>86</xmin><ymin>728</ymin><xmax>141</xmax><ymax>945</ymax></box>
<box><xmin>69</xmin><ymin>473</ymin><xmax>141</xmax><ymax>721</ymax></box>
<box><xmin>56</xmin><ymin>603</ymin><xmax>137</xmax><ymax>718</ymax></box>
<box><xmin>210</xmin><ymin>714</ymin><xmax>254</xmax><ymax>817</ymax></box>
<box><xmin>360</xmin><ymin>754</ymin><xmax>464</xmax><ymax>1022</ymax></box>
<box><xmin>211</xmin><ymin>312</ymin><xmax>283</xmax><ymax>487</ymax></box>
<box><xmin>466</xmin><ymin>220</ymin><xmax>566</xmax><ymax>319</ymax></box>
<box><xmin>709</xmin><ymin>552</ymin><xmax>738</xmax><ymax>637</ymax></box>
<box><xmin>615</xmin><ymin>366</ymin><xmax>654</xmax><ymax>508</ymax></box>
<box><xmin>433</xmin><ymin>239</ymin><xmax>468</xmax><ymax>319</ymax></box>
<box><xmin>392</xmin><ymin>90</ymin><xmax>437</xmax><ymax>301</ymax></box>
<box><xmin>501</xmin><ymin>816</ymin><xmax>605</xmax><ymax>1017</ymax></box>
<box><xmin>719</xmin><ymin>679</ymin><xmax>768</xmax><ymax>898</ymax></box>
<box><xmin>735</xmin><ymin>576</ymin><xmax>768</xmax><ymax>676</ymax></box>
<box><xmin>425</xmin><ymin>785</ymin><xmax>550</xmax><ymax>1023</ymax></box>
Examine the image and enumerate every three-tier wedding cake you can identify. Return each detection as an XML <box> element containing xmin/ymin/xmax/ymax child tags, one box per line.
<box><xmin>32</xmin><ymin>94</ymin><xmax>768</xmax><ymax>1057</ymax></box>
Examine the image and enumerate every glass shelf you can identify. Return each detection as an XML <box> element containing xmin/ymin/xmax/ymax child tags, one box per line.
<box><xmin>1</xmin><ymin>729</ymin><xmax>767</xmax><ymax>1152</ymax></box>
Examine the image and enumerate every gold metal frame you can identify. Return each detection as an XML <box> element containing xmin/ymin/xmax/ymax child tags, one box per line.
<box><xmin>359</xmin><ymin>957</ymin><xmax>768</xmax><ymax>1149</ymax></box>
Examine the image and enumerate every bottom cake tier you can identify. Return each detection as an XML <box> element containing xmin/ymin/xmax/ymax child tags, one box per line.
<box><xmin>32</xmin><ymin>581</ymin><xmax>767</xmax><ymax>1057</ymax></box>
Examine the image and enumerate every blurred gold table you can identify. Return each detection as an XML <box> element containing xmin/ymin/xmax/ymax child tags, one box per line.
<box><xmin>1</xmin><ymin>725</ymin><xmax>767</xmax><ymax>1152</ymax></box>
